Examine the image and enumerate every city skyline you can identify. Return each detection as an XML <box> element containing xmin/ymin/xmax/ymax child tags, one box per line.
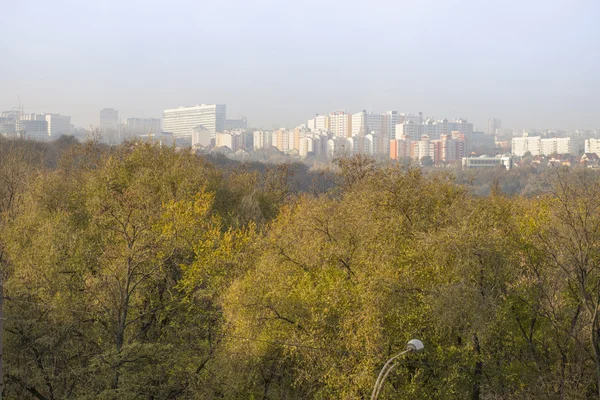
<box><xmin>1</xmin><ymin>0</ymin><xmax>599</xmax><ymax>131</ymax></box>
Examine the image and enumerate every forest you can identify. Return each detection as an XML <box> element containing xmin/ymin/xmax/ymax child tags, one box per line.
<box><xmin>1</xmin><ymin>136</ymin><xmax>600</xmax><ymax>399</ymax></box>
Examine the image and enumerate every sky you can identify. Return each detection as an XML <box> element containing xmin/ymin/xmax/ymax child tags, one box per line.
<box><xmin>1</xmin><ymin>0</ymin><xmax>599</xmax><ymax>131</ymax></box>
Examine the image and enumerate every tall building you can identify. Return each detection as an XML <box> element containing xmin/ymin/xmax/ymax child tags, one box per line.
<box><xmin>585</xmin><ymin>138</ymin><xmax>600</xmax><ymax>154</ymax></box>
<box><xmin>351</xmin><ymin>111</ymin><xmax>367</xmax><ymax>136</ymax></box>
<box><xmin>272</xmin><ymin>129</ymin><xmax>290</xmax><ymax>152</ymax></box>
<box><xmin>100</xmin><ymin>108</ymin><xmax>119</xmax><ymax>132</ymax></box>
<box><xmin>45</xmin><ymin>114</ymin><xmax>71</xmax><ymax>137</ymax></box>
<box><xmin>382</xmin><ymin>110</ymin><xmax>398</xmax><ymax>139</ymax></box>
<box><xmin>488</xmin><ymin>118</ymin><xmax>501</xmax><ymax>135</ymax></box>
<box><xmin>253</xmin><ymin>130</ymin><xmax>272</xmax><ymax>150</ymax></box>
<box><xmin>329</xmin><ymin>111</ymin><xmax>352</xmax><ymax>137</ymax></box>
<box><xmin>163</xmin><ymin>104</ymin><xmax>226</xmax><ymax>137</ymax></box>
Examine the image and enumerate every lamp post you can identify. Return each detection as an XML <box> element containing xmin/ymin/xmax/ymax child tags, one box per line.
<box><xmin>370</xmin><ymin>339</ymin><xmax>424</xmax><ymax>400</ymax></box>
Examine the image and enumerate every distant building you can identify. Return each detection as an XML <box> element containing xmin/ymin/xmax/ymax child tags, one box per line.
<box><xmin>215</xmin><ymin>132</ymin><xmax>240</xmax><ymax>152</ymax></box>
<box><xmin>163</xmin><ymin>104</ymin><xmax>226</xmax><ymax>137</ymax></box>
<box><xmin>100</xmin><ymin>108</ymin><xmax>119</xmax><ymax>132</ymax></box>
<box><xmin>43</xmin><ymin>114</ymin><xmax>72</xmax><ymax>137</ymax></box>
<box><xmin>512</xmin><ymin>135</ymin><xmax>541</xmax><ymax>156</ymax></box>
<box><xmin>1</xmin><ymin>111</ymin><xmax>19</xmax><ymax>137</ymax></box>
<box><xmin>585</xmin><ymin>138</ymin><xmax>600</xmax><ymax>154</ymax></box>
<box><xmin>487</xmin><ymin>118</ymin><xmax>501</xmax><ymax>135</ymax></box>
<box><xmin>192</xmin><ymin>125</ymin><xmax>211</xmax><ymax>148</ymax></box>
<box><xmin>225</xmin><ymin>117</ymin><xmax>247</xmax><ymax>131</ymax></box>
<box><xmin>512</xmin><ymin>135</ymin><xmax>574</xmax><ymax>156</ymax></box>
<box><xmin>462</xmin><ymin>156</ymin><xmax>513</xmax><ymax>170</ymax></box>
<box><xmin>126</xmin><ymin>118</ymin><xmax>161</xmax><ymax>136</ymax></box>
<box><xmin>329</xmin><ymin>111</ymin><xmax>352</xmax><ymax>137</ymax></box>
<box><xmin>466</xmin><ymin>131</ymin><xmax>495</xmax><ymax>154</ymax></box>
<box><xmin>253</xmin><ymin>130</ymin><xmax>272</xmax><ymax>150</ymax></box>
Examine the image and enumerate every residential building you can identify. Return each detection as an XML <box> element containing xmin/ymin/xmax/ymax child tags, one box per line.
<box><xmin>585</xmin><ymin>138</ymin><xmax>600</xmax><ymax>154</ymax></box>
<box><xmin>215</xmin><ymin>132</ymin><xmax>239</xmax><ymax>152</ymax></box>
<box><xmin>253</xmin><ymin>130</ymin><xmax>272</xmax><ymax>150</ymax></box>
<box><xmin>163</xmin><ymin>104</ymin><xmax>226</xmax><ymax>137</ymax></box>
<box><xmin>541</xmin><ymin>137</ymin><xmax>573</xmax><ymax>156</ymax></box>
<box><xmin>351</xmin><ymin>111</ymin><xmax>367</xmax><ymax>136</ymax></box>
<box><xmin>329</xmin><ymin>111</ymin><xmax>352</xmax><ymax>137</ymax></box>
<box><xmin>512</xmin><ymin>135</ymin><xmax>542</xmax><ymax>156</ymax></box>
<box><xmin>192</xmin><ymin>125</ymin><xmax>211</xmax><ymax>148</ymax></box>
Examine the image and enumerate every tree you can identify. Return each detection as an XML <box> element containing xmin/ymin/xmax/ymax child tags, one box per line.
<box><xmin>420</xmin><ymin>156</ymin><xmax>433</xmax><ymax>167</ymax></box>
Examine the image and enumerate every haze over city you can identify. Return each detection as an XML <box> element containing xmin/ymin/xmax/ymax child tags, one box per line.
<box><xmin>2</xmin><ymin>0</ymin><xmax>599</xmax><ymax>130</ymax></box>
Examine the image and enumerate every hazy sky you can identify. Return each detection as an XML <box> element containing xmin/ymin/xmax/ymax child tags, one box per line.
<box><xmin>1</xmin><ymin>0</ymin><xmax>599</xmax><ymax>130</ymax></box>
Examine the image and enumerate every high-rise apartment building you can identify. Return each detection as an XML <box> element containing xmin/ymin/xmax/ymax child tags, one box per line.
<box><xmin>351</xmin><ymin>111</ymin><xmax>367</xmax><ymax>136</ymax></box>
<box><xmin>329</xmin><ymin>111</ymin><xmax>352</xmax><ymax>137</ymax></box>
<box><xmin>253</xmin><ymin>130</ymin><xmax>272</xmax><ymax>150</ymax></box>
<box><xmin>163</xmin><ymin>104</ymin><xmax>226</xmax><ymax>137</ymax></box>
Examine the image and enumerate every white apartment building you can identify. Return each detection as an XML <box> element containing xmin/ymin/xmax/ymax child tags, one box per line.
<box><xmin>396</xmin><ymin>121</ymin><xmax>421</xmax><ymax>140</ymax></box>
<box><xmin>351</xmin><ymin>111</ymin><xmax>367</xmax><ymax>136</ymax></box>
<box><xmin>215</xmin><ymin>132</ymin><xmax>238</xmax><ymax>151</ymax></box>
<box><xmin>45</xmin><ymin>114</ymin><xmax>71</xmax><ymax>137</ymax></box>
<box><xmin>541</xmin><ymin>137</ymin><xmax>573</xmax><ymax>156</ymax></box>
<box><xmin>163</xmin><ymin>104</ymin><xmax>226</xmax><ymax>137</ymax></box>
<box><xmin>329</xmin><ymin>111</ymin><xmax>352</xmax><ymax>137</ymax></box>
<box><xmin>192</xmin><ymin>125</ymin><xmax>211</xmax><ymax>148</ymax></box>
<box><xmin>512</xmin><ymin>135</ymin><xmax>573</xmax><ymax>156</ymax></box>
<box><xmin>253</xmin><ymin>130</ymin><xmax>272</xmax><ymax>150</ymax></box>
<box><xmin>511</xmin><ymin>135</ymin><xmax>542</xmax><ymax>156</ymax></box>
<box><xmin>585</xmin><ymin>138</ymin><xmax>600</xmax><ymax>154</ymax></box>
<box><xmin>411</xmin><ymin>135</ymin><xmax>435</xmax><ymax>160</ymax></box>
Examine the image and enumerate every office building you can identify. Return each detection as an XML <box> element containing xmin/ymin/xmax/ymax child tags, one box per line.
<box><xmin>462</xmin><ymin>156</ymin><xmax>513</xmax><ymax>170</ymax></box>
<box><xmin>20</xmin><ymin>114</ymin><xmax>49</xmax><ymax>140</ymax></box>
<box><xmin>44</xmin><ymin>114</ymin><xmax>71</xmax><ymax>137</ymax></box>
<box><xmin>163</xmin><ymin>104</ymin><xmax>226</xmax><ymax>137</ymax></box>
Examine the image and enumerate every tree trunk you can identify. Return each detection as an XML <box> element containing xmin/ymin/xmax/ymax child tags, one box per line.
<box><xmin>472</xmin><ymin>333</ymin><xmax>482</xmax><ymax>400</ymax></box>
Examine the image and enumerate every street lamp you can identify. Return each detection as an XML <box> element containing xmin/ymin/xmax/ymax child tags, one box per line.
<box><xmin>370</xmin><ymin>339</ymin><xmax>424</xmax><ymax>400</ymax></box>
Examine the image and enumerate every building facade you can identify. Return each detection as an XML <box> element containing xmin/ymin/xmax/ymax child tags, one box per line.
<box><xmin>163</xmin><ymin>104</ymin><xmax>226</xmax><ymax>137</ymax></box>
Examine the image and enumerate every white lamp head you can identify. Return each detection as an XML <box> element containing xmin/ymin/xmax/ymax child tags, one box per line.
<box><xmin>406</xmin><ymin>339</ymin><xmax>424</xmax><ymax>352</ymax></box>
